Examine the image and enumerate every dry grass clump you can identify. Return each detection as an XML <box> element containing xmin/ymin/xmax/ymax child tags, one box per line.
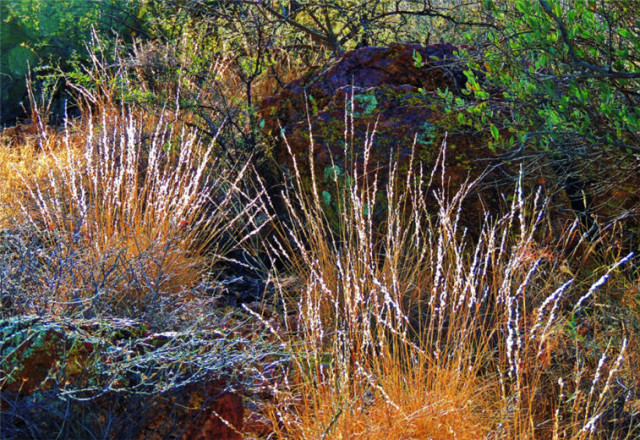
<box><xmin>252</xmin><ymin>137</ymin><xmax>639</xmax><ymax>439</ymax></box>
<box><xmin>0</xmin><ymin>104</ymin><xmax>267</xmax><ymax>319</ymax></box>
<box><xmin>0</xmin><ymin>124</ymin><xmax>74</xmax><ymax>224</ymax></box>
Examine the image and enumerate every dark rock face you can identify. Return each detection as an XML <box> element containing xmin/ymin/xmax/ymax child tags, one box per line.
<box><xmin>259</xmin><ymin>43</ymin><xmax>509</xmax><ymax>232</ymax></box>
<box><xmin>260</xmin><ymin>43</ymin><xmax>465</xmax><ymax>130</ymax></box>
<box><xmin>258</xmin><ymin>43</ymin><xmax>640</xmax><ymax>254</ymax></box>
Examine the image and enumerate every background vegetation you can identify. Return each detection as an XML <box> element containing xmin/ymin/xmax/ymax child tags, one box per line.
<box><xmin>1</xmin><ymin>0</ymin><xmax>639</xmax><ymax>438</ymax></box>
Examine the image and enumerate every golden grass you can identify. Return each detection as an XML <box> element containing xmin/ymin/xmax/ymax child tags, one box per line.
<box><xmin>252</xmin><ymin>136</ymin><xmax>638</xmax><ymax>439</ymax></box>
<box><xmin>0</xmin><ymin>126</ymin><xmax>68</xmax><ymax>225</ymax></box>
<box><xmin>0</xmin><ymin>105</ymin><xmax>264</xmax><ymax>317</ymax></box>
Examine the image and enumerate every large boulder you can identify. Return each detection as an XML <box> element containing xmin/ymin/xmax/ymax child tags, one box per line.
<box><xmin>259</xmin><ymin>43</ymin><xmax>510</xmax><ymax>232</ymax></box>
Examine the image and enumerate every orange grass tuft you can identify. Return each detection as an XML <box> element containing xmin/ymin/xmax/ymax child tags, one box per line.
<box><xmin>2</xmin><ymin>106</ymin><xmax>263</xmax><ymax>317</ymax></box>
<box><xmin>253</xmin><ymin>133</ymin><xmax>638</xmax><ymax>439</ymax></box>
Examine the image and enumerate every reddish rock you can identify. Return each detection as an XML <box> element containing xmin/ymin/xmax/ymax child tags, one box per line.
<box><xmin>244</xmin><ymin>410</ymin><xmax>274</xmax><ymax>438</ymax></box>
<box><xmin>1</xmin><ymin>316</ymin><xmax>245</xmax><ymax>439</ymax></box>
<box><xmin>182</xmin><ymin>381</ymin><xmax>244</xmax><ymax>440</ymax></box>
<box><xmin>260</xmin><ymin>43</ymin><xmax>465</xmax><ymax>131</ymax></box>
<box><xmin>259</xmin><ymin>43</ymin><xmax>509</xmax><ymax>233</ymax></box>
<box><xmin>1</xmin><ymin>317</ymin><xmax>99</xmax><ymax>395</ymax></box>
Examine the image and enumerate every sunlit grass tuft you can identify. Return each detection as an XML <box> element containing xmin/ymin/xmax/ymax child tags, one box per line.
<box><xmin>1</xmin><ymin>106</ymin><xmax>264</xmax><ymax>319</ymax></box>
<box><xmin>253</xmin><ymin>134</ymin><xmax>638</xmax><ymax>439</ymax></box>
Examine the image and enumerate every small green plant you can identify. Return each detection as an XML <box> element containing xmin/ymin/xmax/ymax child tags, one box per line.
<box><xmin>416</xmin><ymin>121</ymin><xmax>437</xmax><ymax>146</ymax></box>
<box><xmin>321</xmin><ymin>164</ymin><xmax>373</xmax><ymax>232</ymax></box>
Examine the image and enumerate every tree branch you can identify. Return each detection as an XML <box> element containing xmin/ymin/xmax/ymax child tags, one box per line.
<box><xmin>537</xmin><ymin>0</ymin><xmax>640</xmax><ymax>79</ymax></box>
<box><xmin>370</xmin><ymin>6</ymin><xmax>502</xmax><ymax>30</ymax></box>
<box><xmin>250</xmin><ymin>1</ymin><xmax>335</xmax><ymax>50</ymax></box>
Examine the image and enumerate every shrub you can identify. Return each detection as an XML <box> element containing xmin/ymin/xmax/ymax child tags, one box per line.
<box><xmin>0</xmin><ymin>0</ymin><xmax>144</xmax><ymax>124</ymax></box>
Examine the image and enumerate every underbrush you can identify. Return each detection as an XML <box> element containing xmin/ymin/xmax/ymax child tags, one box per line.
<box><xmin>2</xmin><ymin>117</ymin><xmax>638</xmax><ymax>438</ymax></box>
<box><xmin>1</xmin><ymin>35</ymin><xmax>639</xmax><ymax>439</ymax></box>
<box><xmin>0</xmin><ymin>94</ymin><xmax>276</xmax><ymax>438</ymax></box>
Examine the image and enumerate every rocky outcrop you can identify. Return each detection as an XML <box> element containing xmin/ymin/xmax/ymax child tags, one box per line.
<box><xmin>259</xmin><ymin>43</ymin><xmax>510</xmax><ymax>232</ymax></box>
<box><xmin>0</xmin><ymin>316</ymin><xmax>244</xmax><ymax>440</ymax></box>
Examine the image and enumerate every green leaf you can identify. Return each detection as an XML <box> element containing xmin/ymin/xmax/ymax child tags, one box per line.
<box><xmin>322</xmin><ymin>191</ymin><xmax>332</xmax><ymax>206</ymax></box>
<box><xmin>490</xmin><ymin>125</ymin><xmax>500</xmax><ymax>140</ymax></box>
<box><xmin>412</xmin><ymin>50</ymin><xmax>423</xmax><ymax>67</ymax></box>
<box><xmin>516</xmin><ymin>0</ymin><xmax>528</xmax><ymax>13</ymax></box>
<box><xmin>464</xmin><ymin>70</ymin><xmax>478</xmax><ymax>88</ymax></box>
<box><xmin>619</xmin><ymin>28</ymin><xmax>632</xmax><ymax>38</ymax></box>
<box><xmin>324</xmin><ymin>165</ymin><xmax>342</xmax><ymax>183</ymax></box>
<box><xmin>344</xmin><ymin>175</ymin><xmax>354</xmax><ymax>187</ymax></box>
